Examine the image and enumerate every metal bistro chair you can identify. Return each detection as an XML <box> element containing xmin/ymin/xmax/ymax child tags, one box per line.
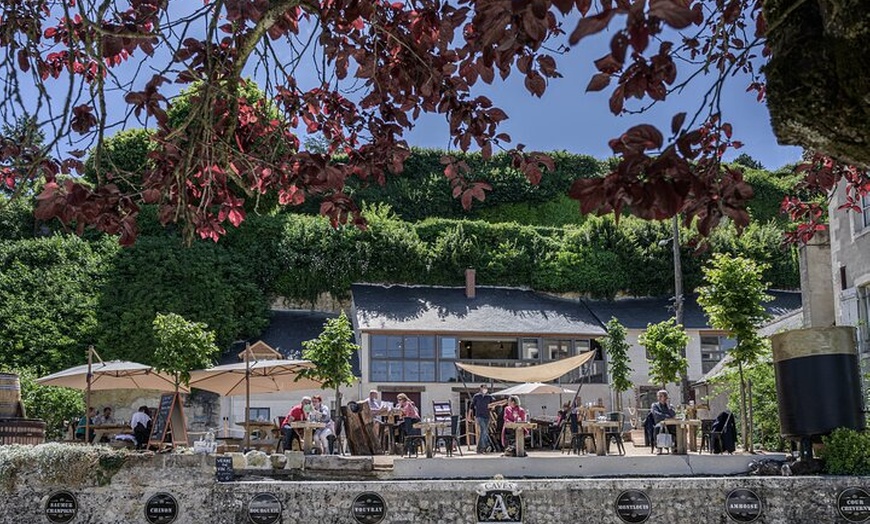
<box><xmin>561</xmin><ymin>413</ymin><xmax>595</xmax><ymax>455</ymax></box>
<box><xmin>432</xmin><ymin>400</ymin><xmax>463</xmax><ymax>457</ymax></box>
<box><xmin>699</xmin><ymin>418</ymin><xmax>722</xmax><ymax>454</ymax></box>
<box><xmin>604</xmin><ymin>411</ymin><xmax>626</xmax><ymax>456</ymax></box>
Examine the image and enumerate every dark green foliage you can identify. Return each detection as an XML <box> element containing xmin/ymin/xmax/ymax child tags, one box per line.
<box><xmin>339</xmin><ymin>148</ymin><xmax>604</xmax><ymax>222</ymax></box>
<box><xmin>299</xmin><ymin>311</ymin><xmax>359</xmax><ymax>403</ymax></box>
<box><xmin>821</xmin><ymin>428</ymin><xmax>870</xmax><ymax>475</ymax></box>
<box><xmin>0</xmin><ymin>196</ymin><xmax>36</xmax><ymax>240</ymax></box>
<box><xmin>740</xmin><ymin>167</ymin><xmax>801</xmax><ymax>223</ymax></box>
<box><xmin>94</xmin><ymin>236</ymin><xmax>269</xmax><ymax>364</ymax></box>
<box><xmin>0</xmin><ymin>236</ymin><xmax>116</xmax><ymax>372</ymax></box>
<box><xmin>640</xmin><ymin>319</ymin><xmax>689</xmax><ymax>388</ymax></box>
<box><xmin>83</xmin><ymin>128</ymin><xmax>155</xmax><ymax>191</ymax></box>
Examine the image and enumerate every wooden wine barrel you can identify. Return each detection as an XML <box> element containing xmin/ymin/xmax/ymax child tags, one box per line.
<box><xmin>0</xmin><ymin>374</ymin><xmax>21</xmax><ymax>418</ymax></box>
<box><xmin>0</xmin><ymin>418</ymin><xmax>46</xmax><ymax>445</ymax></box>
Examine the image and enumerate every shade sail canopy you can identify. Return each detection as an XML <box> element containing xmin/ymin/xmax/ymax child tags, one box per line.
<box><xmin>454</xmin><ymin>352</ymin><xmax>595</xmax><ymax>383</ymax></box>
<box><xmin>37</xmin><ymin>360</ymin><xmax>187</xmax><ymax>392</ymax></box>
<box><xmin>493</xmin><ymin>382</ymin><xmax>576</xmax><ymax>396</ymax></box>
<box><xmin>188</xmin><ymin>359</ymin><xmax>322</xmax><ymax>396</ymax></box>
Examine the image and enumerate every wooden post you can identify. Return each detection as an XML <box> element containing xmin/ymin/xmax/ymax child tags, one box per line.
<box><xmin>245</xmin><ymin>343</ymin><xmax>251</xmax><ymax>451</ymax></box>
<box><xmin>85</xmin><ymin>346</ymin><xmax>93</xmax><ymax>445</ymax></box>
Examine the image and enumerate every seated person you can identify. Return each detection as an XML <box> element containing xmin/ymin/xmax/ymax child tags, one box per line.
<box><xmin>366</xmin><ymin>389</ymin><xmax>385</xmax><ymax>438</ymax></box>
<box><xmin>550</xmin><ymin>402</ymin><xmax>572</xmax><ymax>448</ymax></box>
<box><xmin>75</xmin><ymin>407</ymin><xmax>96</xmax><ymax>442</ymax></box>
<box><xmin>501</xmin><ymin>396</ymin><xmax>528</xmax><ymax>448</ymax></box>
<box><xmin>651</xmin><ymin>389</ymin><xmax>677</xmax><ymax>451</ymax></box>
<box><xmin>130</xmin><ymin>405</ymin><xmax>152</xmax><ymax>450</ymax></box>
<box><xmin>396</xmin><ymin>393</ymin><xmax>420</xmax><ymax>441</ymax></box>
<box><xmin>280</xmin><ymin>396</ymin><xmax>312</xmax><ymax>452</ymax></box>
<box><xmin>94</xmin><ymin>406</ymin><xmax>116</xmax><ymax>426</ymax></box>
<box><xmin>310</xmin><ymin>395</ymin><xmax>334</xmax><ymax>454</ymax></box>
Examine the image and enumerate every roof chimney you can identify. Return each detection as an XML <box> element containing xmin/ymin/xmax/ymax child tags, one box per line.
<box><xmin>465</xmin><ymin>268</ymin><xmax>476</xmax><ymax>299</ymax></box>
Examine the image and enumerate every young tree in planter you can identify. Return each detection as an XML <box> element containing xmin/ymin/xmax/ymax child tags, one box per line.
<box><xmin>152</xmin><ymin>312</ymin><xmax>220</xmax><ymax>392</ymax></box>
<box><xmin>698</xmin><ymin>254</ymin><xmax>771</xmax><ymax>452</ymax></box>
<box><xmin>298</xmin><ymin>312</ymin><xmax>360</xmax><ymax>417</ymax></box>
<box><xmin>599</xmin><ymin>318</ymin><xmax>633</xmax><ymax>412</ymax></box>
<box><xmin>640</xmin><ymin>319</ymin><xmax>689</xmax><ymax>390</ymax></box>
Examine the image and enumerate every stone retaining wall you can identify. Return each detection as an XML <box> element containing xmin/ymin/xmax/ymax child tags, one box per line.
<box><xmin>1</xmin><ymin>452</ymin><xmax>868</xmax><ymax>523</ymax></box>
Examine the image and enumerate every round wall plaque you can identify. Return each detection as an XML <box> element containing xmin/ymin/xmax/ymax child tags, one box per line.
<box><xmin>44</xmin><ymin>490</ymin><xmax>78</xmax><ymax>524</ymax></box>
<box><xmin>351</xmin><ymin>492</ymin><xmax>387</xmax><ymax>524</ymax></box>
<box><xmin>837</xmin><ymin>487</ymin><xmax>870</xmax><ymax>523</ymax></box>
<box><xmin>614</xmin><ymin>490</ymin><xmax>651</xmax><ymax>523</ymax></box>
<box><xmin>144</xmin><ymin>492</ymin><xmax>178</xmax><ymax>524</ymax></box>
<box><xmin>725</xmin><ymin>488</ymin><xmax>763</xmax><ymax>523</ymax></box>
<box><xmin>247</xmin><ymin>492</ymin><xmax>282</xmax><ymax>524</ymax></box>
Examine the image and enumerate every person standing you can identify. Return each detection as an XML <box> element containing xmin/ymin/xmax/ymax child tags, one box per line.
<box><xmin>467</xmin><ymin>384</ymin><xmax>494</xmax><ymax>453</ymax></box>
<box><xmin>130</xmin><ymin>405</ymin><xmax>152</xmax><ymax>450</ymax></box>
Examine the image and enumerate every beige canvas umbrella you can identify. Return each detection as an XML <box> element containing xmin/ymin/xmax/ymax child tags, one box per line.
<box><xmin>188</xmin><ymin>357</ymin><xmax>322</xmax><ymax>449</ymax></box>
<box><xmin>37</xmin><ymin>348</ymin><xmax>186</xmax><ymax>444</ymax></box>
<box><xmin>493</xmin><ymin>382</ymin><xmax>577</xmax><ymax>396</ymax></box>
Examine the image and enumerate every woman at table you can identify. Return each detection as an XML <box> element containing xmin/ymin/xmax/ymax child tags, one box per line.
<box><xmin>75</xmin><ymin>407</ymin><xmax>96</xmax><ymax>442</ymax></box>
<box><xmin>501</xmin><ymin>396</ymin><xmax>528</xmax><ymax>448</ymax></box>
<box><xmin>396</xmin><ymin>393</ymin><xmax>420</xmax><ymax>441</ymax></box>
<box><xmin>310</xmin><ymin>395</ymin><xmax>334</xmax><ymax>454</ymax></box>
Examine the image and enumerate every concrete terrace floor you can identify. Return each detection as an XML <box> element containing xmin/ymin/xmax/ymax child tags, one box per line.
<box><xmin>375</xmin><ymin>441</ymin><xmax>788</xmax><ymax>479</ymax></box>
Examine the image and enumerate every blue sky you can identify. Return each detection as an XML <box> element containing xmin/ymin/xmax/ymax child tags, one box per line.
<box><xmin>17</xmin><ymin>7</ymin><xmax>802</xmax><ymax>172</ymax></box>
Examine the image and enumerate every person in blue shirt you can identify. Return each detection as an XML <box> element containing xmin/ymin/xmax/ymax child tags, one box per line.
<box><xmin>75</xmin><ymin>407</ymin><xmax>96</xmax><ymax>442</ymax></box>
<box><xmin>467</xmin><ymin>384</ymin><xmax>494</xmax><ymax>453</ymax></box>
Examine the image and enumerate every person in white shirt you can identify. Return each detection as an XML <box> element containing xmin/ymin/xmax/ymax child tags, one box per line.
<box><xmin>311</xmin><ymin>395</ymin><xmax>335</xmax><ymax>454</ymax></box>
<box><xmin>130</xmin><ymin>405</ymin><xmax>152</xmax><ymax>450</ymax></box>
<box><xmin>94</xmin><ymin>406</ymin><xmax>116</xmax><ymax>426</ymax></box>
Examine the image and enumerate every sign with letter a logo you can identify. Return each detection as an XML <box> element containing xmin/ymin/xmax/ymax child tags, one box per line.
<box><xmin>475</xmin><ymin>479</ymin><xmax>523</xmax><ymax>524</ymax></box>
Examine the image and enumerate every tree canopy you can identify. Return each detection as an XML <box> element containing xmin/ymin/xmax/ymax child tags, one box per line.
<box><xmin>0</xmin><ymin>0</ymin><xmax>866</xmax><ymax>246</ymax></box>
<box><xmin>640</xmin><ymin>318</ymin><xmax>689</xmax><ymax>389</ymax></box>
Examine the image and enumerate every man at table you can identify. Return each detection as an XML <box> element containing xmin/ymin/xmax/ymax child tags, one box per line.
<box><xmin>94</xmin><ymin>406</ymin><xmax>116</xmax><ymax>426</ymax></box>
<box><xmin>467</xmin><ymin>383</ymin><xmax>494</xmax><ymax>454</ymax></box>
<box><xmin>280</xmin><ymin>396</ymin><xmax>312</xmax><ymax>452</ymax></box>
<box><xmin>651</xmin><ymin>390</ymin><xmax>676</xmax><ymax>452</ymax></box>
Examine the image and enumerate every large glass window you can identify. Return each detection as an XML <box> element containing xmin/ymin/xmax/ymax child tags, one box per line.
<box><xmin>576</xmin><ymin>339</ymin><xmax>606</xmax><ymax>384</ymax></box>
<box><xmin>521</xmin><ymin>339</ymin><xmax>540</xmax><ymax>360</ymax></box>
<box><xmin>544</xmin><ymin>339</ymin><xmax>571</xmax><ymax>361</ymax></box>
<box><xmin>370</xmin><ymin>334</ymin><xmax>445</xmax><ymax>382</ymax></box>
<box><xmin>700</xmin><ymin>335</ymin><xmax>735</xmax><ymax>373</ymax></box>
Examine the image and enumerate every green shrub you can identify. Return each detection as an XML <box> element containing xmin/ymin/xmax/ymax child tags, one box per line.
<box><xmin>821</xmin><ymin>428</ymin><xmax>870</xmax><ymax>475</ymax></box>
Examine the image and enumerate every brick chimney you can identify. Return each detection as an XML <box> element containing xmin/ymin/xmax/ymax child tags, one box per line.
<box><xmin>465</xmin><ymin>268</ymin><xmax>476</xmax><ymax>299</ymax></box>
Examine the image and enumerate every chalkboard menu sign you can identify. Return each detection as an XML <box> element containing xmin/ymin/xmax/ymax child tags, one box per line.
<box><xmin>247</xmin><ymin>493</ymin><xmax>282</xmax><ymax>524</ymax></box>
<box><xmin>837</xmin><ymin>487</ymin><xmax>870</xmax><ymax>523</ymax></box>
<box><xmin>145</xmin><ymin>492</ymin><xmax>179</xmax><ymax>524</ymax></box>
<box><xmin>215</xmin><ymin>456</ymin><xmax>234</xmax><ymax>482</ymax></box>
<box><xmin>148</xmin><ymin>393</ymin><xmax>188</xmax><ymax>448</ymax></box>
<box><xmin>351</xmin><ymin>492</ymin><xmax>387</xmax><ymax>524</ymax></box>
<box><xmin>44</xmin><ymin>490</ymin><xmax>77</xmax><ymax>524</ymax></box>
<box><xmin>614</xmin><ymin>490</ymin><xmax>651</xmax><ymax>523</ymax></box>
<box><xmin>725</xmin><ymin>489</ymin><xmax>762</xmax><ymax>523</ymax></box>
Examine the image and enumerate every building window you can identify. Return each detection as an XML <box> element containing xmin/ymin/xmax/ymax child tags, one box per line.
<box><xmin>543</xmin><ymin>339</ymin><xmax>571</xmax><ymax>361</ymax></box>
<box><xmin>700</xmin><ymin>335</ymin><xmax>735</xmax><ymax>374</ymax></box>
<box><xmin>248</xmin><ymin>407</ymin><xmax>271</xmax><ymax>421</ymax></box>
<box><xmin>573</xmin><ymin>339</ymin><xmax>606</xmax><ymax>384</ymax></box>
<box><xmin>521</xmin><ymin>338</ymin><xmax>540</xmax><ymax>360</ymax></box>
<box><xmin>371</xmin><ymin>335</ymin><xmax>455</xmax><ymax>382</ymax></box>
<box><xmin>859</xmin><ymin>285</ymin><xmax>870</xmax><ymax>353</ymax></box>
<box><xmin>862</xmin><ymin>194</ymin><xmax>870</xmax><ymax>231</ymax></box>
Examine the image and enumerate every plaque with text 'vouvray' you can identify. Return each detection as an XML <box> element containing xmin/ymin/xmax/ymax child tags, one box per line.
<box><xmin>44</xmin><ymin>491</ymin><xmax>77</xmax><ymax>524</ymax></box>
<box><xmin>351</xmin><ymin>492</ymin><xmax>387</xmax><ymax>524</ymax></box>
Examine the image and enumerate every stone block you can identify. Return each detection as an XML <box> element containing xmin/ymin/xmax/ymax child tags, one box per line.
<box><xmin>270</xmin><ymin>454</ymin><xmax>287</xmax><ymax>470</ymax></box>
<box><xmin>245</xmin><ymin>450</ymin><xmax>270</xmax><ymax>469</ymax></box>
<box><xmin>304</xmin><ymin>455</ymin><xmax>373</xmax><ymax>472</ymax></box>
<box><xmin>228</xmin><ymin>452</ymin><xmax>246</xmax><ymax>470</ymax></box>
<box><xmin>284</xmin><ymin>451</ymin><xmax>305</xmax><ymax>470</ymax></box>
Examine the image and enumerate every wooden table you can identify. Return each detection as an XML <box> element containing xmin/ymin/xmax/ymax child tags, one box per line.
<box><xmin>662</xmin><ymin>419</ymin><xmax>702</xmax><ymax>454</ymax></box>
<box><xmin>289</xmin><ymin>421</ymin><xmax>326</xmax><ymax>454</ymax></box>
<box><xmin>581</xmin><ymin>420</ymin><xmax>620</xmax><ymax>456</ymax></box>
<box><xmin>503</xmin><ymin>422</ymin><xmax>537</xmax><ymax>457</ymax></box>
<box><xmin>92</xmin><ymin>424</ymin><xmax>133</xmax><ymax>443</ymax></box>
<box><xmin>411</xmin><ymin>421</ymin><xmax>450</xmax><ymax>458</ymax></box>
<box><xmin>235</xmin><ymin>421</ymin><xmax>279</xmax><ymax>451</ymax></box>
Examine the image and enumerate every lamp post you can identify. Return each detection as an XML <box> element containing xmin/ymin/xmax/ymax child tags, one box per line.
<box><xmin>660</xmin><ymin>216</ymin><xmax>689</xmax><ymax>404</ymax></box>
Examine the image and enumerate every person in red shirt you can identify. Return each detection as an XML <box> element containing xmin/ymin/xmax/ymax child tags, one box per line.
<box><xmin>281</xmin><ymin>396</ymin><xmax>312</xmax><ymax>451</ymax></box>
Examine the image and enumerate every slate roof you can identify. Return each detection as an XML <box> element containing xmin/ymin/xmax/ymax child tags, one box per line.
<box><xmin>221</xmin><ymin>310</ymin><xmax>361</xmax><ymax>377</ymax></box>
<box><xmin>587</xmin><ymin>290</ymin><xmax>802</xmax><ymax>330</ymax></box>
<box><xmin>351</xmin><ymin>284</ymin><xmax>606</xmax><ymax>336</ymax></box>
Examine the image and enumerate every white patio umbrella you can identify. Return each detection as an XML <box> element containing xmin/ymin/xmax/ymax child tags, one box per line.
<box><xmin>188</xmin><ymin>357</ymin><xmax>322</xmax><ymax>449</ymax></box>
<box><xmin>493</xmin><ymin>382</ymin><xmax>576</xmax><ymax>396</ymax></box>
<box><xmin>37</xmin><ymin>347</ymin><xmax>186</xmax><ymax>443</ymax></box>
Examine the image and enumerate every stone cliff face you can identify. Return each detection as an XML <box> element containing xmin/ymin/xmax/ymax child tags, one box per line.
<box><xmin>764</xmin><ymin>0</ymin><xmax>870</xmax><ymax>168</ymax></box>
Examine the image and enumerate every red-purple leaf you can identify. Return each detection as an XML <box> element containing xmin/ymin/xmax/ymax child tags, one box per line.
<box><xmin>586</xmin><ymin>73</ymin><xmax>611</xmax><ymax>92</ymax></box>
